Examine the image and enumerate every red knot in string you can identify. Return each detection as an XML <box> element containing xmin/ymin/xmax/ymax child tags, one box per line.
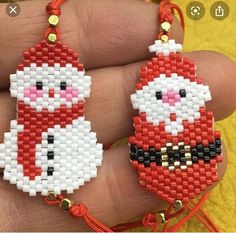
<box><xmin>46</xmin><ymin>0</ymin><xmax>65</xmax><ymax>16</ymax></box>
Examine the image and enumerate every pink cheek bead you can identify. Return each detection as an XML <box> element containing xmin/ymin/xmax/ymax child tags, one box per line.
<box><xmin>175</xmin><ymin>94</ymin><xmax>181</xmax><ymax>102</ymax></box>
<box><xmin>162</xmin><ymin>95</ymin><xmax>169</xmax><ymax>103</ymax></box>
<box><xmin>24</xmin><ymin>87</ymin><xmax>43</xmax><ymax>101</ymax></box>
<box><xmin>72</xmin><ymin>90</ymin><xmax>78</xmax><ymax>97</ymax></box>
<box><xmin>66</xmin><ymin>86</ymin><xmax>73</xmax><ymax>94</ymax></box>
<box><xmin>60</xmin><ymin>90</ymin><xmax>67</xmax><ymax>99</ymax></box>
<box><xmin>60</xmin><ymin>88</ymin><xmax>78</xmax><ymax>101</ymax></box>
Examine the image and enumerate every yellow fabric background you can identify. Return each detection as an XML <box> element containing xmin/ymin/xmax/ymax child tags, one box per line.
<box><xmin>171</xmin><ymin>0</ymin><xmax>236</xmax><ymax>231</ymax></box>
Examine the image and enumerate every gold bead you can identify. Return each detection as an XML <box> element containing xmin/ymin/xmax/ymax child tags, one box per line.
<box><xmin>184</xmin><ymin>145</ymin><xmax>191</xmax><ymax>152</ymax></box>
<box><xmin>161</xmin><ymin>155</ymin><xmax>168</xmax><ymax>161</ymax></box>
<box><xmin>161</xmin><ymin>22</ymin><xmax>171</xmax><ymax>32</ymax></box>
<box><xmin>48</xmin><ymin>33</ymin><xmax>57</xmax><ymax>43</ymax></box>
<box><xmin>178</xmin><ymin>142</ymin><xmax>184</xmax><ymax>146</ymax></box>
<box><xmin>173</xmin><ymin>145</ymin><xmax>179</xmax><ymax>151</ymax></box>
<box><xmin>47</xmin><ymin>191</ymin><xmax>57</xmax><ymax>201</ymax></box>
<box><xmin>185</xmin><ymin>152</ymin><xmax>191</xmax><ymax>159</ymax></box>
<box><xmin>155</xmin><ymin>211</ymin><xmax>167</xmax><ymax>224</ymax></box>
<box><xmin>48</xmin><ymin>15</ymin><xmax>59</xmax><ymax>26</ymax></box>
<box><xmin>60</xmin><ymin>198</ymin><xmax>73</xmax><ymax>210</ymax></box>
<box><xmin>161</xmin><ymin>34</ymin><xmax>169</xmax><ymax>43</ymax></box>
<box><xmin>161</xmin><ymin>147</ymin><xmax>167</xmax><ymax>154</ymax></box>
<box><xmin>174</xmin><ymin>200</ymin><xmax>183</xmax><ymax>210</ymax></box>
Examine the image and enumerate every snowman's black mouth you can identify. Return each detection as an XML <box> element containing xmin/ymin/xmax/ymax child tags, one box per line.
<box><xmin>129</xmin><ymin>139</ymin><xmax>221</xmax><ymax>170</ymax></box>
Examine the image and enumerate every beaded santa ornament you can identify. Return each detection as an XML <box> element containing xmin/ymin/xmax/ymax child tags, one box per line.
<box><xmin>129</xmin><ymin>0</ymin><xmax>222</xmax><ymax>213</ymax></box>
<box><xmin>0</xmin><ymin>0</ymin><xmax>112</xmax><ymax>232</ymax></box>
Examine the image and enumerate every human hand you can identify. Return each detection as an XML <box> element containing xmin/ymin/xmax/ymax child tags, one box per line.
<box><xmin>0</xmin><ymin>0</ymin><xmax>234</xmax><ymax>231</ymax></box>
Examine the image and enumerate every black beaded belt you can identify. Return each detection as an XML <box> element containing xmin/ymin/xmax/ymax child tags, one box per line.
<box><xmin>129</xmin><ymin>139</ymin><xmax>222</xmax><ymax>170</ymax></box>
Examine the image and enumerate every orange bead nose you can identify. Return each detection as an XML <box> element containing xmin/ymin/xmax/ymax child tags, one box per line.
<box><xmin>170</xmin><ymin>113</ymin><xmax>177</xmax><ymax>121</ymax></box>
<box><xmin>49</xmin><ymin>89</ymin><xmax>55</xmax><ymax>98</ymax></box>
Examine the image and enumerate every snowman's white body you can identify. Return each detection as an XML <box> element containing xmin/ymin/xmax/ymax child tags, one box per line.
<box><xmin>0</xmin><ymin>63</ymin><xmax>103</xmax><ymax>196</ymax></box>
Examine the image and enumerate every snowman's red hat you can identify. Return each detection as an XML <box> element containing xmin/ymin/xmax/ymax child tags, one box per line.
<box><xmin>17</xmin><ymin>40</ymin><xmax>83</xmax><ymax>71</ymax></box>
<box><xmin>136</xmin><ymin>40</ymin><xmax>199</xmax><ymax>90</ymax></box>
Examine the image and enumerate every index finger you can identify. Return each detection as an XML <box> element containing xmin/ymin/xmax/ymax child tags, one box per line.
<box><xmin>0</xmin><ymin>0</ymin><xmax>183</xmax><ymax>89</ymax></box>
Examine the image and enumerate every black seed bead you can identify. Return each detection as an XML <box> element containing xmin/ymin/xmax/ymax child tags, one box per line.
<box><xmin>48</xmin><ymin>135</ymin><xmax>54</xmax><ymax>144</ymax></box>
<box><xmin>179</xmin><ymin>89</ymin><xmax>186</xmax><ymax>98</ymax></box>
<box><xmin>144</xmin><ymin>151</ymin><xmax>150</xmax><ymax>159</ymax></box>
<box><xmin>180</xmin><ymin>157</ymin><xmax>186</xmax><ymax>163</ymax></box>
<box><xmin>149</xmin><ymin>147</ymin><xmax>156</xmax><ymax>156</ymax></box>
<box><xmin>47</xmin><ymin>167</ymin><xmax>54</xmax><ymax>176</ymax></box>
<box><xmin>150</xmin><ymin>155</ymin><xmax>156</xmax><ymax>162</ymax></box>
<box><xmin>174</xmin><ymin>152</ymin><xmax>180</xmax><ymax>160</ymax></box>
<box><xmin>191</xmin><ymin>147</ymin><xmax>198</xmax><ymax>156</ymax></box>
<box><xmin>47</xmin><ymin>151</ymin><xmax>54</xmax><ymax>160</ymax></box>
<box><xmin>138</xmin><ymin>148</ymin><xmax>144</xmax><ymax>156</ymax></box>
<box><xmin>203</xmin><ymin>147</ymin><xmax>210</xmax><ymax>156</ymax></box>
<box><xmin>138</xmin><ymin>156</ymin><xmax>144</xmax><ymax>163</ymax></box>
<box><xmin>130</xmin><ymin>144</ymin><xmax>137</xmax><ymax>154</ymax></box>
<box><xmin>215</xmin><ymin>139</ymin><xmax>221</xmax><ymax>147</ymax></box>
<box><xmin>144</xmin><ymin>160</ymin><xmax>150</xmax><ymax>167</ymax></box>
<box><xmin>216</xmin><ymin>147</ymin><xmax>222</xmax><ymax>154</ymax></box>
<box><xmin>60</xmin><ymin>82</ymin><xmax>67</xmax><ymax>90</ymax></box>
<box><xmin>197</xmin><ymin>144</ymin><xmax>203</xmax><ymax>151</ymax></box>
<box><xmin>130</xmin><ymin>152</ymin><xmax>137</xmax><ymax>160</ymax></box>
<box><xmin>198</xmin><ymin>152</ymin><xmax>204</xmax><ymax>159</ymax></box>
<box><xmin>210</xmin><ymin>151</ymin><xmax>216</xmax><ymax>157</ymax></box>
<box><xmin>156</xmin><ymin>158</ymin><xmax>162</xmax><ymax>166</ymax></box>
<box><xmin>179</xmin><ymin>149</ymin><xmax>185</xmax><ymax>156</ymax></box>
<box><xmin>209</xmin><ymin>144</ymin><xmax>216</xmax><ymax>152</ymax></box>
<box><xmin>204</xmin><ymin>156</ymin><xmax>210</xmax><ymax>162</ymax></box>
<box><xmin>167</xmin><ymin>150</ymin><xmax>174</xmax><ymax>157</ymax></box>
<box><xmin>36</xmin><ymin>81</ymin><xmax>43</xmax><ymax>90</ymax></box>
<box><xmin>155</xmin><ymin>150</ymin><xmax>161</xmax><ymax>158</ymax></box>
<box><xmin>192</xmin><ymin>156</ymin><xmax>198</xmax><ymax>163</ymax></box>
<box><xmin>168</xmin><ymin>157</ymin><xmax>175</xmax><ymax>164</ymax></box>
<box><xmin>156</xmin><ymin>91</ymin><xmax>162</xmax><ymax>100</ymax></box>
<box><xmin>180</xmin><ymin>161</ymin><xmax>186</xmax><ymax>165</ymax></box>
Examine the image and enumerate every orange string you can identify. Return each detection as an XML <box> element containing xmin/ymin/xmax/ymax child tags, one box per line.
<box><xmin>167</xmin><ymin>193</ymin><xmax>209</xmax><ymax>232</ymax></box>
<box><xmin>45</xmin><ymin>194</ymin><xmax>113</xmax><ymax>232</ymax></box>
<box><xmin>190</xmin><ymin>199</ymin><xmax>220</xmax><ymax>232</ymax></box>
<box><xmin>158</xmin><ymin>0</ymin><xmax>185</xmax><ymax>39</ymax></box>
<box><xmin>44</xmin><ymin>0</ymin><xmax>65</xmax><ymax>41</ymax></box>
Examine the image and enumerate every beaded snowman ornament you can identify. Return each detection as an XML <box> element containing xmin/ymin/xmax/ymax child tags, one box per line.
<box><xmin>129</xmin><ymin>0</ymin><xmax>222</xmax><ymax>208</ymax></box>
<box><xmin>0</xmin><ymin>1</ymin><xmax>112</xmax><ymax>231</ymax></box>
<box><xmin>0</xmin><ymin>39</ymin><xmax>103</xmax><ymax>196</ymax></box>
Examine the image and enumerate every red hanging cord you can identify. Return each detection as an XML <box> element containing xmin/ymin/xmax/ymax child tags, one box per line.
<box><xmin>112</xmin><ymin>202</ymin><xmax>185</xmax><ymax>232</ymax></box>
<box><xmin>167</xmin><ymin>193</ymin><xmax>209</xmax><ymax>232</ymax></box>
<box><xmin>45</xmin><ymin>194</ymin><xmax>113</xmax><ymax>232</ymax></box>
<box><xmin>189</xmin><ymin>199</ymin><xmax>220</xmax><ymax>232</ymax></box>
<box><xmin>158</xmin><ymin>0</ymin><xmax>185</xmax><ymax>39</ymax></box>
<box><xmin>185</xmin><ymin>204</ymin><xmax>218</xmax><ymax>232</ymax></box>
<box><xmin>46</xmin><ymin>0</ymin><xmax>65</xmax><ymax>16</ymax></box>
<box><xmin>44</xmin><ymin>0</ymin><xmax>65</xmax><ymax>41</ymax></box>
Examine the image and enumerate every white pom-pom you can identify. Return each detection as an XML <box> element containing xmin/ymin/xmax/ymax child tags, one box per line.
<box><xmin>148</xmin><ymin>39</ymin><xmax>182</xmax><ymax>56</ymax></box>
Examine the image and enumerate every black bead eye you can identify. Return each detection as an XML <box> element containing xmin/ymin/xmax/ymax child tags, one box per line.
<box><xmin>60</xmin><ymin>82</ymin><xmax>67</xmax><ymax>90</ymax></box>
<box><xmin>36</xmin><ymin>81</ymin><xmax>43</xmax><ymax>90</ymax></box>
<box><xmin>156</xmin><ymin>91</ymin><xmax>162</xmax><ymax>100</ymax></box>
<box><xmin>179</xmin><ymin>89</ymin><xmax>186</xmax><ymax>98</ymax></box>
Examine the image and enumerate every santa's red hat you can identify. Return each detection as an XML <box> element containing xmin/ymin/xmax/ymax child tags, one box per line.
<box><xmin>136</xmin><ymin>40</ymin><xmax>200</xmax><ymax>91</ymax></box>
<box><xmin>17</xmin><ymin>40</ymin><xmax>84</xmax><ymax>71</ymax></box>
